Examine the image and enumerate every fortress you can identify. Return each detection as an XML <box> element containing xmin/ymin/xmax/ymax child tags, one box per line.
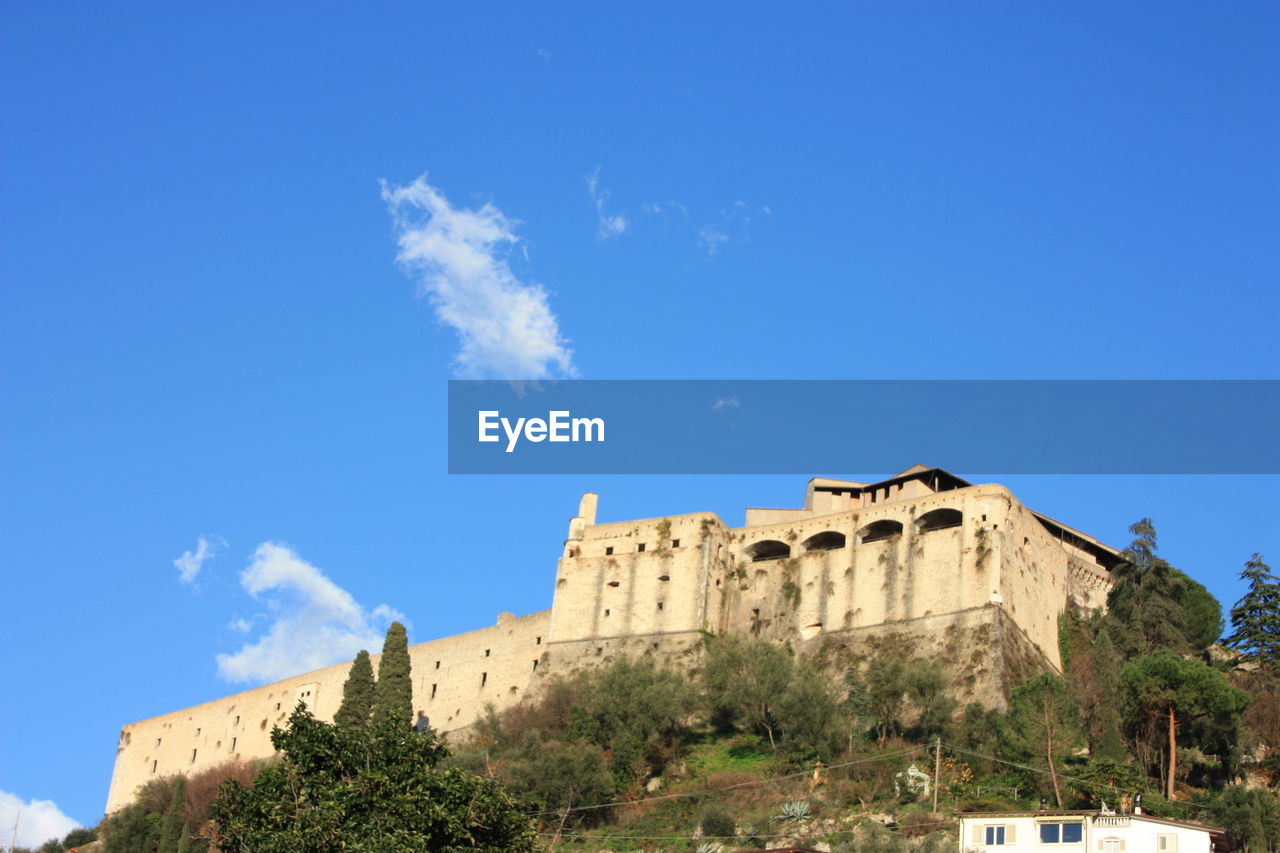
<box><xmin>106</xmin><ymin>465</ymin><xmax>1120</xmax><ymax>813</ymax></box>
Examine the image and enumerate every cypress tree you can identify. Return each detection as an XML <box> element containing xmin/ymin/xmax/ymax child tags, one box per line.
<box><xmin>1225</xmin><ymin>553</ymin><xmax>1280</xmax><ymax>667</ymax></box>
<box><xmin>335</xmin><ymin>649</ymin><xmax>376</xmax><ymax>729</ymax></box>
<box><xmin>374</xmin><ymin>621</ymin><xmax>413</xmax><ymax>727</ymax></box>
<box><xmin>175</xmin><ymin>823</ymin><xmax>191</xmax><ymax>853</ymax></box>
<box><xmin>156</xmin><ymin>776</ymin><xmax>185</xmax><ymax>853</ymax></box>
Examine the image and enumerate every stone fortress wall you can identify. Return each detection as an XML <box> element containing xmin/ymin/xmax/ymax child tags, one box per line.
<box><xmin>106</xmin><ymin>465</ymin><xmax>1118</xmax><ymax>814</ymax></box>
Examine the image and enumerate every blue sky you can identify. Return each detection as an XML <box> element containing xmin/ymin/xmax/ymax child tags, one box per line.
<box><xmin>1</xmin><ymin>1</ymin><xmax>1277</xmax><ymax>843</ymax></box>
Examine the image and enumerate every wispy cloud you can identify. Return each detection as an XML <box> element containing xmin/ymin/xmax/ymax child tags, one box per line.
<box><xmin>173</xmin><ymin>535</ymin><xmax>225</xmax><ymax>584</ymax></box>
<box><xmin>536</xmin><ymin>48</ymin><xmax>552</xmax><ymax>61</ymax></box>
<box><xmin>712</xmin><ymin>396</ymin><xmax>740</xmax><ymax>411</ymax></box>
<box><xmin>216</xmin><ymin>543</ymin><xmax>404</xmax><ymax>685</ymax></box>
<box><xmin>586</xmin><ymin>167</ymin><xmax>628</xmax><ymax>240</ymax></box>
<box><xmin>641</xmin><ymin>200</ymin><xmax>688</xmax><ymax>224</ymax></box>
<box><xmin>0</xmin><ymin>790</ymin><xmax>82</xmax><ymax>849</ymax></box>
<box><xmin>382</xmin><ymin>174</ymin><xmax>575</xmax><ymax>379</ymax></box>
<box><xmin>700</xmin><ymin>201</ymin><xmax>772</xmax><ymax>256</ymax></box>
<box><xmin>699</xmin><ymin>228</ymin><xmax>730</xmax><ymax>256</ymax></box>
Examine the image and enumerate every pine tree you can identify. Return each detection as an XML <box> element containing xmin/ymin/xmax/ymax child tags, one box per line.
<box><xmin>373</xmin><ymin>621</ymin><xmax>413</xmax><ymax>727</ymax></box>
<box><xmin>334</xmin><ymin>649</ymin><xmax>375</xmax><ymax>729</ymax></box>
<box><xmin>1225</xmin><ymin>554</ymin><xmax>1280</xmax><ymax>667</ymax></box>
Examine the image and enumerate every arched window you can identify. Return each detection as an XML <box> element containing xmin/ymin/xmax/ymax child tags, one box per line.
<box><xmin>802</xmin><ymin>531</ymin><xmax>847</xmax><ymax>551</ymax></box>
<box><xmin>916</xmin><ymin>508</ymin><xmax>963</xmax><ymax>533</ymax></box>
<box><xmin>857</xmin><ymin>520</ymin><xmax>903</xmax><ymax>543</ymax></box>
<box><xmin>745</xmin><ymin>540</ymin><xmax>791</xmax><ymax>562</ymax></box>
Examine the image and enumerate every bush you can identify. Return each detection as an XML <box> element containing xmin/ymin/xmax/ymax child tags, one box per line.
<box><xmin>699</xmin><ymin>804</ymin><xmax>736</xmax><ymax>840</ymax></box>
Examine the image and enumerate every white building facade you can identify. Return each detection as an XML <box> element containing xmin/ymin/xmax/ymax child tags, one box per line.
<box><xmin>958</xmin><ymin>811</ymin><xmax>1226</xmax><ymax>853</ymax></box>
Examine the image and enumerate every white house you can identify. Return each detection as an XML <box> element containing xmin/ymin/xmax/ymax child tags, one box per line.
<box><xmin>957</xmin><ymin>810</ymin><xmax>1227</xmax><ymax>852</ymax></box>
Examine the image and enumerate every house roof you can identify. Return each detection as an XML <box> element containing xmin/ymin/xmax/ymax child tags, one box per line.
<box><xmin>958</xmin><ymin>811</ymin><xmax>1224</xmax><ymax>834</ymax></box>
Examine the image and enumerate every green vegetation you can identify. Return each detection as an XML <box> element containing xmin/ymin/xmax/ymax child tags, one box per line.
<box><xmin>82</xmin><ymin>524</ymin><xmax>1279</xmax><ymax>852</ymax></box>
<box><xmin>334</xmin><ymin>648</ymin><xmax>376</xmax><ymax>729</ymax></box>
<box><xmin>373</xmin><ymin>620</ymin><xmax>412</xmax><ymax>727</ymax></box>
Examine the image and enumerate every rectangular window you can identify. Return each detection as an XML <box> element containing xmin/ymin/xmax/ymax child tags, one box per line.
<box><xmin>985</xmin><ymin>825</ymin><xmax>1005</xmax><ymax>846</ymax></box>
<box><xmin>485</xmin><ymin>649</ymin><xmax>490</xmax><ymax>657</ymax></box>
<box><xmin>430</xmin><ymin>683</ymin><xmax>437</xmax><ymax>698</ymax></box>
<box><xmin>605</xmin><ymin>546</ymin><xmax>614</xmax><ymax>556</ymax></box>
<box><xmin>1157</xmin><ymin>835</ymin><xmax>1177</xmax><ymax>851</ymax></box>
<box><xmin>532</xmin><ymin>660</ymin><xmax>538</xmax><ymax>671</ymax></box>
<box><xmin>480</xmin><ymin>672</ymin><xmax>487</xmax><ymax>687</ymax></box>
<box><xmin>637</xmin><ymin>543</ymin><xmax>646</xmax><ymax>552</ymax></box>
<box><xmin>152</xmin><ymin>760</ymin><xmax>157</xmax><ymax>773</ymax></box>
<box><xmin>231</xmin><ymin>737</ymin><xmax>237</xmax><ymax>751</ymax></box>
<box><xmin>191</xmin><ymin>749</ymin><xmax>197</xmax><ymax>763</ymax></box>
<box><xmin>536</xmin><ymin>636</ymin><xmax>542</xmax><ymax>644</ymax></box>
<box><xmin>671</xmin><ymin>539</ymin><xmax>680</xmax><ymax>548</ymax></box>
<box><xmin>657</xmin><ymin>601</ymin><xmax>664</xmax><ymax>610</ymax></box>
<box><xmin>1039</xmin><ymin>823</ymin><xmax>1082</xmax><ymax>844</ymax></box>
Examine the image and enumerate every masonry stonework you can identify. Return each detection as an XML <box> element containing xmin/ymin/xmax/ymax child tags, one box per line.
<box><xmin>106</xmin><ymin>466</ymin><xmax>1118</xmax><ymax>813</ymax></box>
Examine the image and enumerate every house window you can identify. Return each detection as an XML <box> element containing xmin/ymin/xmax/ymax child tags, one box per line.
<box><xmin>671</xmin><ymin>539</ymin><xmax>680</xmax><ymax>548</ymax></box>
<box><xmin>536</xmin><ymin>636</ymin><xmax>542</xmax><ymax>644</ymax></box>
<box><xmin>485</xmin><ymin>649</ymin><xmax>490</xmax><ymax>657</ymax></box>
<box><xmin>605</xmin><ymin>546</ymin><xmax>614</xmax><ymax>556</ymax></box>
<box><xmin>481</xmin><ymin>672</ymin><xmax>487</xmax><ymax>687</ymax></box>
<box><xmin>985</xmin><ymin>825</ymin><xmax>1006</xmax><ymax>845</ymax></box>
<box><xmin>430</xmin><ymin>683</ymin><xmax>437</xmax><ymax>698</ymax></box>
<box><xmin>657</xmin><ymin>601</ymin><xmax>664</xmax><ymax>610</ymax></box>
<box><xmin>231</xmin><ymin>737</ymin><xmax>237</xmax><ymax>751</ymax></box>
<box><xmin>190</xmin><ymin>749</ymin><xmax>197</xmax><ymax>763</ymax></box>
<box><xmin>1157</xmin><ymin>834</ymin><xmax>1178</xmax><ymax>852</ymax></box>
<box><xmin>637</xmin><ymin>543</ymin><xmax>646</xmax><ymax>552</ymax></box>
<box><xmin>1103</xmin><ymin>839</ymin><xmax>1120</xmax><ymax>853</ymax></box>
<box><xmin>1040</xmin><ymin>822</ymin><xmax>1082</xmax><ymax>843</ymax></box>
<box><xmin>151</xmin><ymin>760</ymin><xmax>158</xmax><ymax>773</ymax></box>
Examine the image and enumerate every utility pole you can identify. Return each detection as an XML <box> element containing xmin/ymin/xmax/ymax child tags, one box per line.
<box><xmin>932</xmin><ymin>737</ymin><xmax>941</xmax><ymax>814</ymax></box>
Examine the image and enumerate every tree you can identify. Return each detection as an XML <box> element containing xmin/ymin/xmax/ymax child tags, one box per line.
<box><xmin>1216</xmin><ymin>786</ymin><xmax>1280</xmax><ymax>853</ymax></box>
<box><xmin>1225</xmin><ymin>554</ymin><xmax>1280</xmax><ymax>667</ymax></box>
<box><xmin>568</xmin><ymin>658</ymin><xmax>696</xmax><ymax>785</ymax></box>
<box><xmin>1104</xmin><ymin>519</ymin><xmax>1223</xmax><ymax>657</ymax></box>
<box><xmin>904</xmin><ymin>657</ymin><xmax>956</xmax><ymax>738</ymax></box>
<box><xmin>703</xmin><ymin>635</ymin><xmax>793</xmax><ymax>749</ymax></box>
<box><xmin>1002</xmin><ymin>674</ymin><xmax>1082</xmax><ymax>807</ymax></box>
<box><xmin>157</xmin><ymin>776</ymin><xmax>185</xmax><ymax>853</ymax></box>
<box><xmin>775</xmin><ymin>659</ymin><xmax>843</xmax><ymax>760</ymax></box>
<box><xmin>1122</xmin><ymin>651</ymin><xmax>1251</xmax><ymax>799</ymax></box>
<box><xmin>335</xmin><ymin>649</ymin><xmax>376</xmax><ymax>729</ymax></box>
<box><xmin>211</xmin><ymin>705</ymin><xmax>535</xmax><ymax>852</ymax></box>
<box><xmin>864</xmin><ymin>652</ymin><xmax>909</xmax><ymax>741</ymax></box>
<box><xmin>373</xmin><ymin>621</ymin><xmax>413</xmax><ymax>727</ymax></box>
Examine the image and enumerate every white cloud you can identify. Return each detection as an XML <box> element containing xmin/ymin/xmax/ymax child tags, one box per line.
<box><xmin>641</xmin><ymin>200</ymin><xmax>688</xmax><ymax>224</ymax></box>
<box><xmin>216</xmin><ymin>543</ymin><xmax>405</xmax><ymax>685</ymax></box>
<box><xmin>0</xmin><ymin>790</ymin><xmax>82</xmax><ymax>849</ymax></box>
<box><xmin>586</xmin><ymin>167</ymin><xmax>629</xmax><ymax>240</ymax></box>
<box><xmin>699</xmin><ymin>228</ymin><xmax>730</xmax><ymax>256</ymax></box>
<box><xmin>536</xmin><ymin>48</ymin><xmax>552</xmax><ymax>60</ymax></box>
<box><xmin>712</xmin><ymin>396</ymin><xmax>740</xmax><ymax>411</ymax></box>
<box><xmin>382</xmin><ymin>174</ymin><xmax>575</xmax><ymax>379</ymax></box>
<box><xmin>173</xmin><ymin>535</ymin><xmax>225</xmax><ymax>584</ymax></box>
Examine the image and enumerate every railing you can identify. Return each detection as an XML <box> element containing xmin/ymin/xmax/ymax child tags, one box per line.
<box><xmin>1094</xmin><ymin>816</ymin><xmax>1132</xmax><ymax>828</ymax></box>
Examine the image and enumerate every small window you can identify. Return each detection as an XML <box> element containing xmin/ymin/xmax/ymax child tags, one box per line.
<box><xmin>604</xmin><ymin>608</ymin><xmax>610</xmax><ymax>617</ymax></box>
<box><xmin>230</xmin><ymin>737</ymin><xmax>237</xmax><ymax>751</ymax></box>
<box><xmin>671</xmin><ymin>539</ymin><xmax>680</xmax><ymax>548</ymax></box>
<box><xmin>195</xmin><ymin>727</ymin><xmax>201</xmax><ymax>736</ymax></box>
<box><xmin>606</xmin><ymin>580</ymin><xmax>620</xmax><ymax>587</ymax></box>
<box><xmin>532</xmin><ymin>660</ymin><xmax>539</xmax><ymax>671</ymax></box>
<box><xmin>658</xmin><ymin>574</ymin><xmax>670</xmax><ymax>581</ymax></box>
<box><xmin>485</xmin><ymin>649</ymin><xmax>490</xmax><ymax>657</ymax></box>
<box><xmin>435</xmin><ymin>660</ymin><xmax>441</xmax><ymax>669</ymax></box>
<box><xmin>1157</xmin><ymin>834</ymin><xmax>1177</xmax><ymax>852</ymax></box>
<box><xmin>605</xmin><ymin>546</ymin><xmax>614</xmax><ymax>555</ymax></box>
<box><xmin>275</xmin><ymin>703</ymin><xmax>281</xmax><ymax>711</ymax></box>
<box><xmin>480</xmin><ymin>672</ymin><xmax>487</xmax><ymax>687</ymax></box>
<box><xmin>637</xmin><ymin>543</ymin><xmax>646</xmax><ymax>552</ymax></box>
<box><xmin>156</xmin><ymin>737</ymin><xmax>162</xmax><ymax>746</ymax></box>
<box><xmin>657</xmin><ymin>601</ymin><xmax>664</xmax><ymax>610</ymax></box>
<box><xmin>985</xmin><ymin>825</ymin><xmax>1006</xmax><ymax>846</ymax></box>
<box><xmin>234</xmin><ymin>715</ymin><xmax>240</xmax><ymax>726</ymax></box>
<box><xmin>595</xmin><ymin>646</ymin><xmax>603</xmax><ymax>656</ymax></box>
<box><xmin>152</xmin><ymin>760</ymin><xmax>158</xmax><ymax>773</ymax></box>
<box><xmin>536</xmin><ymin>636</ymin><xmax>542</xmax><ymax>644</ymax></box>
<box><xmin>430</xmin><ymin>683</ymin><xmax>437</xmax><ymax>698</ymax></box>
<box><xmin>190</xmin><ymin>749</ymin><xmax>197</xmax><ymax>763</ymax></box>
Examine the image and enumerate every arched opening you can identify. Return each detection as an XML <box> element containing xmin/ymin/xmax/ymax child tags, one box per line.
<box><xmin>916</xmin><ymin>508</ymin><xmax>963</xmax><ymax>533</ymax></box>
<box><xmin>745</xmin><ymin>539</ymin><xmax>791</xmax><ymax>562</ymax></box>
<box><xmin>857</xmin><ymin>520</ymin><xmax>903</xmax><ymax>543</ymax></box>
<box><xmin>802</xmin><ymin>531</ymin><xmax>847</xmax><ymax>551</ymax></box>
